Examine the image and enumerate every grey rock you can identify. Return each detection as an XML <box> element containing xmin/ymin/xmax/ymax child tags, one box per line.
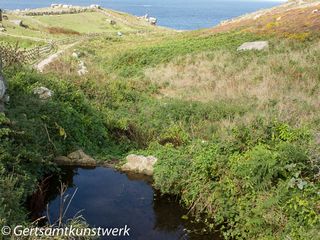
<box><xmin>149</xmin><ymin>17</ymin><xmax>157</xmax><ymax>25</ymax></box>
<box><xmin>10</xmin><ymin>19</ymin><xmax>23</xmax><ymax>26</ymax></box>
<box><xmin>78</xmin><ymin>67</ymin><xmax>88</xmax><ymax>76</ymax></box>
<box><xmin>122</xmin><ymin>154</ymin><xmax>158</xmax><ymax>176</ymax></box>
<box><xmin>54</xmin><ymin>150</ymin><xmax>96</xmax><ymax>166</ymax></box>
<box><xmin>51</xmin><ymin>4</ymin><xmax>59</xmax><ymax>8</ymax></box>
<box><xmin>0</xmin><ymin>76</ymin><xmax>6</xmax><ymax>98</ymax></box>
<box><xmin>78</xmin><ymin>61</ymin><xmax>88</xmax><ymax>76</ymax></box>
<box><xmin>33</xmin><ymin>87</ymin><xmax>53</xmax><ymax>100</ymax></box>
<box><xmin>89</xmin><ymin>4</ymin><xmax>101</xmax><ymax>9</ymax></box>
<box><xmin>237</xmin><ymin>41</ymin><xmax>269</xmax><ymax>51</ymax></box>
<box><xmin>0</xmin><ymin>75</ymin><xmax>7</xmax><ymax>112</ymax></box>
<box><xmin>68</xmin><ymin>150</ymin><xmax>96</xmax><ymax>165</ymax></box>
<box><xmin>72</xmin><ymin>52</ymin><xmax>79</xmax><ymax>59</ymax></box>
<box><xmin>108</xmin><ymin>20</ymin><xmax>116</xmax><ymax>25</ymax></box>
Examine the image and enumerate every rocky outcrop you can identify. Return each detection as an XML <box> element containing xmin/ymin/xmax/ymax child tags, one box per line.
<box><xmin>137</xmin><ymin>14</ymin><xmax>157</xmax><ymax>25</ymax></box>
<box><xmin>33</xmin><ymin>87</ymin><xmax>53</xmax><ymax>100</ymax></box>
<box><xmin>54</xmin><ymin>150</ymin><xmax>97</xmax><ymax>166</ymax></box>
<box><xmin>121</xmin><ymin>154</ymin><xmax>158</xmax><ymax>176</ymax></box>
<box><xmin>237</xmin><ymin>41</ymin><xmax>269</xmax><ymax>51</ymax></box>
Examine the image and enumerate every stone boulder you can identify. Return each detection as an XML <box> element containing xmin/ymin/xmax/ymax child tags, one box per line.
<box><xmin>51</xmin><ymin>4</ymin><xmax>59</xmax><ymax>8</ymax></box>
<box><xmin>54</xmin><ymin>150</ymin><xmax>96</xmax><ymax>166</ymax></box>
<box><xmin>237</xmin><ymin>41</ymin><xmax>269</xmax><ymax>51</ymax></box>
<box><xmin>77</xmin><ymin>60</ymin><xmax>88</xmax><ymax>76</ymax></box>
<box><xmin>89</xmin><ymin>4</ymin><xmax>101</xmax><ymax>9</ymax></box>
<box><xmin>62</xmin><ymin>5</ymin><xmax>72</xmax><ymax>9</ymax></box>
<box><xmin>149</xmin><ymin>17</ymin><xmax>157</xmax><ymax>25</ymax></box>
<box><xmin>72</xmin><ymin>52</ymin><xmax>79</xmax><ymax>59</ymax></box>
<box><xmin>0</xmin><ymin>75</ymin><xmax>7</xmax><ymax>112</ymax></box>
<box><xmin>121</xmin><ymin>154</ymin><xmax>158</xmax><ymax>176</ymax></box>
<box><xmin>108</xmin><ymin>20</ymin><xmax>116</xmax><ymax>25</ymax></box>
<box><xmin>10</xmin><ymin>19</ymin><xmax>23</xmax><ymax>27</ymax></box>
<box><xmin>33</xmin><ymin>87</ymin><xmax>53</xmax><ymax>100</ymax></box>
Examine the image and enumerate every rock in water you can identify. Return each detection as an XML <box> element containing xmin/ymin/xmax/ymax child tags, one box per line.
<box><xmin>54</xmin><ymin>150</ymin><xmax>96</xmax><ymax>166</ymax></box>
<box><xmin>122</xmin><ymin>154</ymin><xmax>158</xmax><ymax>175</ymax></box>
<box><xmin>67</xmin><ymin>150</ymin><xmax>96</xmax><ymax>166</ymax></box>
<box><xmin>237</xmin><ymin>41</ymin><xmax>269</xmax><ymax>51</ymax></box>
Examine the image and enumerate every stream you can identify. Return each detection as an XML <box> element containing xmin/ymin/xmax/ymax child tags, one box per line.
<box><xmin>30</xmin><ymin>166</ymin><xmax>222</xmax><ymax>240</ymax></box>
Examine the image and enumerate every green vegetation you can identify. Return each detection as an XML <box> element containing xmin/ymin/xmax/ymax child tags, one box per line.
<box><xmin>0</xmin><ymin>68</ymin><xmax>114</xmax><ymax>227</ymax></box>
<box><xmin>108</xmin><ymin>31</ymin><xmax>261</xmax><ymax>77</ymax></box>
<box><xmin>32</xmin><ymin>12</ymin><xmax>130</xmax><ymax>34</ymax></box>
<box><xmin>0</xmin><ymin>35</ymin><xmax>44</xmax><ymax>49</ymax></box>
<box><xmin>1</xmin><ymin>4</ymin><xmax>320</xmax><ymax>240</ymax></box>
<box><xmin>149</xmin><ymin>122</ymin><xmax>319</xmax><ymax>239</ymax></box>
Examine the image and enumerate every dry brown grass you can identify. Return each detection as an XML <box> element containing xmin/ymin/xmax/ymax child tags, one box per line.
<box><xmin>46</xmin><ymin>27</ymin><xmax>80</xmax><ymax>35</ymax></box>
<box><xmin>145</xmin><ymin>39</ymin><xmax>320</xmax><ymax>125</ymax></box>
<box><xmin>205</xmin><ymin>2</ymin><xmax>320</xmax><ymax>38</ymax></box>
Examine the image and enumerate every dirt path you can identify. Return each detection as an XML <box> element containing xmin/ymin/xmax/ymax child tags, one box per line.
<box><xmin>35</xmin><ymin>42</ymin><xmax>78</xmax><ymax>72</ymax></box>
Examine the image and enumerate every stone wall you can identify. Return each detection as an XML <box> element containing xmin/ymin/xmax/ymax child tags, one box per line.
<box><xmin>24</xmin><ymin>8</ymin><xmax>95</xmax><ymax>16</ymax></box>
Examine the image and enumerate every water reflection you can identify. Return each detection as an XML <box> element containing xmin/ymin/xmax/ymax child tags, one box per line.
<box><xmin>30</xmin><ymin>167</ymin><xmax>221</xmax><ymax>240</ymax></box>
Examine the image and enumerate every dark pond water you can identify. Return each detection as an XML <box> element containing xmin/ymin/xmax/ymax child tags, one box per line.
<box><xmin>31</xmin><ymin>167</ymin><xmax>221</xmax><ymax>240</ymax></box>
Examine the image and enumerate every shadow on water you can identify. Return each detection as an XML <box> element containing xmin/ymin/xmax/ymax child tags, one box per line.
<box><xmin>29</xmin><ymin>166</ymin><xmax>222</xmax><ymax>240</ymax></box>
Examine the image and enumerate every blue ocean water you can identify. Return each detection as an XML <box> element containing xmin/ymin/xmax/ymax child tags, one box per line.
<box><xmin>0</xmin><ymin>0</ymin><xmax>283</xmax><ymax>30</ymax></box>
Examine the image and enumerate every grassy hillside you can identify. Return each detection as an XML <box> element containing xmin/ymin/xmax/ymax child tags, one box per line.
<box><xmin>0</xmin><ymin>7</ymin><xmax>161</xmax><ymax>48</ymax></box>
<box><xmin>1</xmin><ymin>2</ymin><xmax>320</xmax><ymax>240</ymax></box>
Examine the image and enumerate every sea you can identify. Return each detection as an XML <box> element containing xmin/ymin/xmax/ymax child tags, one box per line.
<box><xmin>0</xmin><ymin>0</ymin><xmax>284</xmax><ymax>30</ymax></box>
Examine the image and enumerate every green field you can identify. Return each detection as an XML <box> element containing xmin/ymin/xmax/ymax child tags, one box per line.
<box><xmin>1</xmin><ymin>9</ymin><xmax>157</xmax><ymax>47</ymax></box>
<box><xmin>32</xmin><ymin>12</ymin><xmax>129</xmax><ymax>33</ymax></box>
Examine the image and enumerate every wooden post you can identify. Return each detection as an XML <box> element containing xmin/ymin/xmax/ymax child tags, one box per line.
<box><xmin>0</xmin><ymin>9</ymin><xmax>2</xmax><ymax>22</ymax></box>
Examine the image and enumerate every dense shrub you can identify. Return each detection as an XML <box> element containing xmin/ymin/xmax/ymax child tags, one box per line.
<box><xmin>150</xmin><ymin>121</ymin><xmax>320</xmax><ymax>239</ymax></box>
<box><xmin>109</xmin><ymin>32</ymin><xmax>260</xmax><ymax>77</ymax></box>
